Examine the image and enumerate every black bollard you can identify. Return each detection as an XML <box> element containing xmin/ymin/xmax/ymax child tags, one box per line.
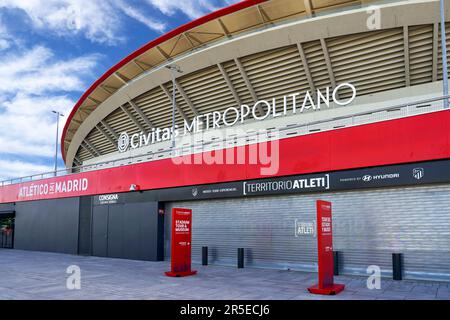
<box><xmin>333</xmin><ymin>251</ymin><xmax>340</xmax><ymax>276</ymax></box>
<box><xmin>237</xmin><ymin>248</ymin><xmax>244</xmax><ymax>268</ymax></box>
<box><xmin>202</xmin><ymin>246</ymin><xmax>208</xmax><ymax>266</ymax></box>
<box><xmin>392</xmin><ymin>253</ymin><xmax>403</xmax><ymax>281</ymax></box>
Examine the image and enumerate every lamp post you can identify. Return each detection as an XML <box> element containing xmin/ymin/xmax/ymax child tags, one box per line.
<box><xmin>441</xmin><ymin>0</ymin><xmax>449</xmax><ymax>108</ymax></box>
<box><xmin>52</xmin><ymin>111</ymin><xmax>64</xmax><ymax>176</ymax></box>
<box><xmin>166</xmin><ymin>65</ymin><xmax>183</xmax><ymax>149</ymax></box>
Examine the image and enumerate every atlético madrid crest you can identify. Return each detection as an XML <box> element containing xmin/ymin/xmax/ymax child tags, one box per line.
<box><xmin>413</xmin><ymin>168</ymin><xmax>424</xmax><ymax>180</ymax></box>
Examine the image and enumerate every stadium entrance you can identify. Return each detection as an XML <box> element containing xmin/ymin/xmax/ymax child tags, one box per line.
<box><xmin>0</xmin><ymin>208</ymin><xmax>14</xmax><ymax>249</ymax></box>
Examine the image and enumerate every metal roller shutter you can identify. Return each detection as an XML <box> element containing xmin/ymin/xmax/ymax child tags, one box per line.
<box><xmin>165</xmin><ymin>183</ymin><xmax>450</xmax><ymax>281</ymax></box>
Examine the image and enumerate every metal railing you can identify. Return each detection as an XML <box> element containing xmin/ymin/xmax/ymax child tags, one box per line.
<box><xmin>0</xmin><ymin>95</ymin><xmax>448</xmax><ymax>188</ymax></box>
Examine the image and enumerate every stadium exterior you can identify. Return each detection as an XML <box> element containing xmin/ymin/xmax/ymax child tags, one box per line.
<box><xmin>2</xmin><ymin>0</ymin><xmax>450</xmax><ymax>281</ymax></box>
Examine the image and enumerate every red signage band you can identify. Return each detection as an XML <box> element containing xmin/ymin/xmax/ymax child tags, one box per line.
<box><xmin>165</xmin><ymin>208</ymin><xmax>196</xmax><ymax>277</ymax></box>
<box><xmin>1</xmin><ymin>110</ymin><xmax>450</xmax><ymax>204</ymax></box>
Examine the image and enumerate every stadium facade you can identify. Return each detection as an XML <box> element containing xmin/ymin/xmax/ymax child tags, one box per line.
<box><xmin>1</xmin><ymin>0</ymin><xmax>450</xmax><ymax>281</ymax></box>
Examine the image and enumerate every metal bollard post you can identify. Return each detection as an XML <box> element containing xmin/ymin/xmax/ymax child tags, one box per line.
<box><xmin>392</xmin><ymin>253</ymin><xmax>403</xmax><ymax>281</ymax></box>
<box><xmin>237</xmin><ymin>248</ymin><xmax>244</xmax><ymax>268</ymax></box>
<box><xmin>202</xmin><ymin>246</ymin><xmax>208</xmax><ymax>266</ymax></box>
<box><xmin>333</xmin><ymin>251</ymin><xmax>340</xmax><ymax>276</ymax></box>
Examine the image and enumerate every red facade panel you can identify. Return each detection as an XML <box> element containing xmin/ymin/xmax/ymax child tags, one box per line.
<box><xmin>1</xmin><ymin>111</ymin><xmax>449</xmax><ymax>203</ymax></box>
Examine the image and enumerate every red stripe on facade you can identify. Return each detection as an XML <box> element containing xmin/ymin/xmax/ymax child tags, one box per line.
<box><xmin>2</xmin><ymin>111</ymin><xmax>449</xmax><ymax>203</ymax></box>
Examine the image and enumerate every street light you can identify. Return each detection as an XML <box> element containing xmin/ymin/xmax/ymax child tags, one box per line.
<box><xmin>52</xmin><ymin>110</ymin><xmax>64</xmax><ymax>176</ymax></box>
<box><xmin>441</xmin><ymin>0</ymin><xmax>449</xmax><ymax>108</ymax></box>
<box><xmin>166</xmin><ymin>65</ymin><xmax>183</xmax><ymax>149</ymax></box>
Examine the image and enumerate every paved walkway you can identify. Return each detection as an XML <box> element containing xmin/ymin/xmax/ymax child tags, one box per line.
<box><xmin>0</xmin><ymin>249</ymin><xmax>449</xmax><ymax>300</ymax></box>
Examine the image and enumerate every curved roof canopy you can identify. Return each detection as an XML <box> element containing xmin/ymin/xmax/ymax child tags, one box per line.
<box><xmin>61</xmin><ymin>0</ymin><xmax>375</xmax><ymax>162</ymax></box>
<box><xmin>63</xmin><ymin>0</ymin><xmax>448</xmax><ymax>171</ymax></box>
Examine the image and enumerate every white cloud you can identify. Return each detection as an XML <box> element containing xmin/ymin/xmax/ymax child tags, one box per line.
<box><xmin>147</xmin><ymin>0</ymin><xmax>226</xmax><ymax>19</ymax></box>
<box><xmin>0</xmin><ymin>0</ymin><xmax>169</xmax><ymax>44</ymax></box>
<box><xmin>0</xmin><ymin>0</ymin><xmax>125</xmax><ymax>44</ymax></box>
<box><xmin>0</xmin><ymin>39</ymin><xmax>9</xmax><ymax>50</ymax></box>
<box><xmin>0</xmin><ymin>0</ymin><xmax>233</xmax><ymax>181</ymax></box>
<box><xmin>0</xmin><ymin>45</ymin><xmax>100</xmax><ymax>179</ymax></box>
<box><xmin>0</xmin><ymin>159</ymin><xmax>53</xmax><ymax>181</ymax></box>
<box><xmin>0</xmin><ymin>93</ymin><xmax>73</xmax><ymax>145</ymax></box>
<box><xmin>116</xmin><ymin>0</ymin><xmax>166</xmax><ymax>33</ymax></box>
<box><xmin>0</xmin><ymin>20</ymin><xmax>11</xmax><ymax>50</ymax></box>
<box><xmin>0</xmin><ymin>46</ymin><xmax>99</xmax><ymax>96</ymax></box>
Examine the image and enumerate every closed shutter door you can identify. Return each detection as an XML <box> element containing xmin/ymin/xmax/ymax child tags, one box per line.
<box><xmin>165</xmin><ymin>183</ymin><xmax>450</xmax><ymax>281</ymax></box>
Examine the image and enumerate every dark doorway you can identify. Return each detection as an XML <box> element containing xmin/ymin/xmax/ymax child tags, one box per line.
<box><xmin>0</xmin><ymin>216</ymin><xmax>14</xmax><ymax>249</ymax></box>
<box><xmin>91</xmin><ymin>201</ymin><xmax>164</xmax><ymax>261</ymax></box>
<box><xmin>92</xmin><ymin>205</ymin><xmax>108</xmax><ymax>257</ymax></box>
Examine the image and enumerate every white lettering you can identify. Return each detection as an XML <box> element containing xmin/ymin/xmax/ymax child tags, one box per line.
<box><xmin>117</xmin><ymin>84</ymin><xmax>357</xmax><ymax>152</ymax></box>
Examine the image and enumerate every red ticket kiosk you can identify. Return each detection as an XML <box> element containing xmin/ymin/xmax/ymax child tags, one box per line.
<box><xmin>308</xmin><ymin>200</ymin><xmax>345</xmax><ymax>295</ymax></box>
<box><xmin>165</xmin><ymin>208</ymin><xmax>197</xmax><ymax>277</ymax></box>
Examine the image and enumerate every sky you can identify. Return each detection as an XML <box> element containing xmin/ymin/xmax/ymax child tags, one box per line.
<box><xmin>0</xmin><ymin>0</ymin><xmax>239</xmax><ymax>181</ymax></box>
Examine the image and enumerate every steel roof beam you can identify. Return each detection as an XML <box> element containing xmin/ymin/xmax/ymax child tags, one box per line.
<box><xmin>183</xmin><ymin>32</ymin><xmax>195</xmax><ymax>48</ymax></box>
<box><xmin>160</xmin><ymin>84</ymin><xmax>189</xmax><ymax>122</ymax></box>
<box><xmin>190</xmin><ymin>31</ymin><xmax>224</xmax><ymax>36</ymax></box>
<box><xmin>403</xmin><ymin>26</ymin><xmax>411</xmax><ymax>87</ymax></box>
<box><xmin>80</xmin><ymin>143</ymin><xmax>96</xmax><ymax>158</ymax></box>
<box><xmin>79</xmin><ymin>109</ymin><xmax>91</xmax><ymax>119</ymax></box>
<box><xmin>304</xmin><ymin>0</ymin><xmax>314</xmax><ymax>17</ymax></box>
<box><xmin>114</xmin><ymin>72</ymin><xmax>129</xmax><ymax>85</ymax></box>
<box><xmin>217</xmin><ymin>18</ymin><xmax>231</xmax><ymax>37</ymax></box>
<box><xmin>103</xmin><ymin>84</ymin><xmax>119</xmax><ymax>91</ymax></box>
<box><xmin>82</xmin><ymin>140</ymin><xmax>100</xmax><ymax>157</ymax></box>
<box><xmin>256</xmin><ymin>5</ymin><xmax>267</xmax><ymax>25</ymax></box>
<box><xmin>297</xmin><ymin>42</ymin><xmax>316</xmax><ymax>93</ymax></box>
<box><xmin>133</xmin><ymin>60</ymin><xmax>146</xmax><ymax>72</ymax></box>
<box><xmin>320</xmin><ymin>39</ymin><xmax>337</xmax><ymax>88</ymax></box>
<box><xmin>83</xmin><ymin>104</ymin><xmax>97</xmax><ymax>111</ymax></box>
<box><xmin>156</xmin><ymin>46</ymin><xmax>170</xmax><ymax>59</ymax></box>
<box><xmin>174</xmin><ymin>79</ymin><xmax>199</xmax><ymax>116</ymax></box>
<box><xmin>96</xmin><ymin>124</ymin><xmax>116</xmax><ymax>148</ymax></box>
<box><xmin>433</xmin><ymin>22</ymin><xmax>439</xmax><ymax>82</ymax></box>
<box><xmin>135</xmin><ymin>59</ymin><xmax>152</xmax><ymax>69</ymax></box>
<box><xmin>186</xmin><ymin>33</ymin><xmax>203</xmax><ymax>45</ymax></box>
<box><xmin>168</xmin><ymin>35</ymin><xmax>183</xmax><ymax>56</ymax></box>
<box><xmin>320</xmin><ymin>38</ymin><xmax>340</xmax><ymax>99</ymax></box>
<box><xmin>217</xmin><ymin>63</ymin><xmax>241</xmax><ymax>105</ymax></box>
<box><xmin>73</xmin><ymin>156</ymin><xmax>82</xmax><ymax>167</ymax></box>
<box><xmin>84</xmin><ymin>139</ymin><xmax>101</xmax><ymax>156</ymax></box>
<box><xmin>99</xmin><ymin>85</ymin><xmax>114</xmax><ymax>95</ymax></box>
<box><xmin>87</xmin><ymin>96</ymin><xmax>101</xmax><ymax>105</ymax></box>
<box><xmin>100</xmin><ymin>120</ymin><xmax>118</xmax><ymax>139</ymax></box>
<box><xmin>120</xmin><ymin>104</ymin><xmax>146</xmax><ymax>132</ymax></box>
<box><xmin>128</xmin><ymin>100</ymin><xmax>155</xmax><ymax>129</ymax></box>
<box><xmin>234</xmin><ymin>58</ymin><xmax>264</xmax><ymax>115</ymax></box>
<box><xmin>256</xmin><ymin>5</ymin><xmax>272</xmax><ymax>26</ymax></box>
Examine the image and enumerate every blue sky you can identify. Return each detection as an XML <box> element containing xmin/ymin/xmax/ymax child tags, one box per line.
<box><xmin>0</xmin><ymin>0</ymin><xmax>239</xmax><ymax>181</ymax></box>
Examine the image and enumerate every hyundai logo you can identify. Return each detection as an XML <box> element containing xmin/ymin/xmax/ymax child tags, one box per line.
<box><xmin>362</xmin><ymin>175</ymin><xmax>372</xmax><ymax>182</ymax></box>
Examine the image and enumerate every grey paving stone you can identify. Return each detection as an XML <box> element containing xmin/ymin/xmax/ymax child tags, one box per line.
<box><xmin>436</xmin><ymin>287</ymin><xmax>450</xmax><ymax>299</ymax></box>
<box><xmin>411</xmin><ymin>285</ymin><xmax>438</xmax><ymax>296</ymax></box>
<box><xmin>0</xmin><ymin>248</ymin><xmax>449</xmax><ymax>300</ymax></box>
<box><xmin>384</xmin><ymin>281</ymin><xmax>415</xmax><ymax>293</ymax></box>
